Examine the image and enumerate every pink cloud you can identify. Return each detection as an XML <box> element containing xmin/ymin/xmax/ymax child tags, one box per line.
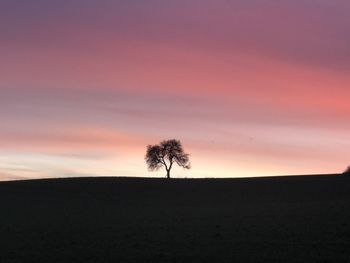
<box><xmin>1</xmin><ymin>1</ymin><xmax>350</xmax><ymax>179</ymax></box>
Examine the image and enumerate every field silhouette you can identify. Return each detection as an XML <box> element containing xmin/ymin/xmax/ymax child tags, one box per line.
<box><xmin>1</xmin><ymin>175</ymin><xmax>350</xmax><ymax>262</ymax></box>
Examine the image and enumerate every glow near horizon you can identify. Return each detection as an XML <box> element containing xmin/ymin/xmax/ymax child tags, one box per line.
<box><xmin>0</xmin><ymin>0</ymin><xmax>350</xmax><ymax>180</ymax></box>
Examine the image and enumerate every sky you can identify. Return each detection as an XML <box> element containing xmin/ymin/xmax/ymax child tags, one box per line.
<box><xmin>1</xmin><ymin>0</ymin><xmax>350</xmax><ymax>180</ymax></box>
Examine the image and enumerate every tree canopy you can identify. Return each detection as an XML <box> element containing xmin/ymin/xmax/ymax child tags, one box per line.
<box><xmin>145</xmin><ymin>139</ymin><xmax>191</xmax><ymax>178</ymax></box>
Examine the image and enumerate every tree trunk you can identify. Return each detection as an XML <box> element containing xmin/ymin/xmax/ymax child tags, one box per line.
<box><xmin>166</xmin><ymin>169</ymin><xmax>171</xmax><ymax>179</ymax></box>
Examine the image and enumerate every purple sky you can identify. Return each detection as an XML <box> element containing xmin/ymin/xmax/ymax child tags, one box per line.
<box><xmin>1</xmin><ymin>0</ymin><xmax>350</xmax><ymax>180</ymax></box>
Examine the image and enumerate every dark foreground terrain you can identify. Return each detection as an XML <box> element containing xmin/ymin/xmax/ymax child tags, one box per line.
<box><xmin>1</xmin><ymin>175</ymin><xmax>350</xmax><ymax>262</ymax></box>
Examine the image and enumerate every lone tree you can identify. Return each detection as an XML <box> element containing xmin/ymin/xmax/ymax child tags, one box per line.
<box><xmin>344</xmin><ymin>166</ymin><xmax>350</xmax><ymax>175</ymax></box>
<box><xmin>145</xmin><ymin>139</ymin><xmax>191</xmax><ymax>179</ymax></box>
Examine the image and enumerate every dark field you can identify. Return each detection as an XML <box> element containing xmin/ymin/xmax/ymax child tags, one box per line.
<box><xmin>1</xmin><ymin>175</ymin><xmax>350</xmax><ymax>262</ymax></box>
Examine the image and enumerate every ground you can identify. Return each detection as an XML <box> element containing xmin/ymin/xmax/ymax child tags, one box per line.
<box><xmin>0</xmin><ymin>175</ymin><xmax>350</xmax><ymax>262</ymax></box>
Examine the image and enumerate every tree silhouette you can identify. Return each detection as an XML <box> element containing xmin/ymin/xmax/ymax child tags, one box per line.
<box><xmin>145</xmin><ymin>139</ymin><xmax>191</xmax><ymax>179</ymax></box>
<box><xmin>344</xmin><ymin>166</ymin><xmax>350</xmax><ymax>175</ymax></box>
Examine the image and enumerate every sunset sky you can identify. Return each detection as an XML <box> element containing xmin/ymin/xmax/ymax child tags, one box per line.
<box><xmin>1</xmin><ymin>0</ymin><xmax>350</xmax><ymax>180</ymax></box>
